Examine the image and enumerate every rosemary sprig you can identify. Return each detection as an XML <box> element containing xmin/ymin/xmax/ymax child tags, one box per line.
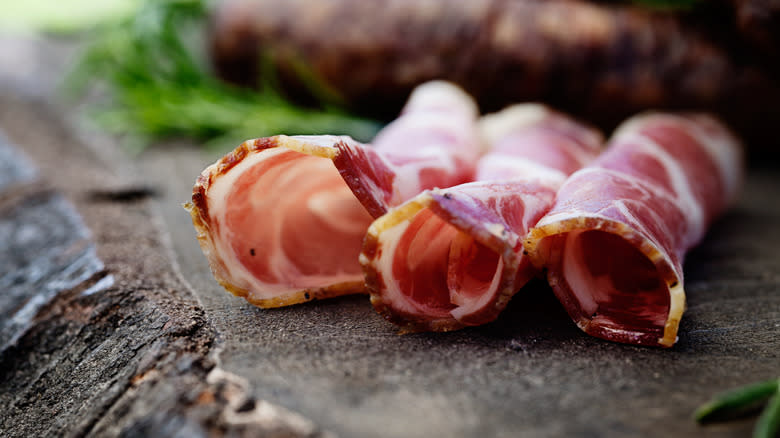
<box><xmin>65</xmin><ymin>0</ymin><xmax>381</xmax><ymax>153</ymax></box>
<box><xmin>755</xmin><ymin>388</ymin><xmax>780</xmax><ymax>438</ymax></box>
<box><xmin>695</xmin><ymin>378</ymin><xmax>780</xmax><ymax>438</ymax></box>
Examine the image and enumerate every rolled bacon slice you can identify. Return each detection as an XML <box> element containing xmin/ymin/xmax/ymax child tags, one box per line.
<box><xmin>524</xmin><ymin>113</ymin><xmax>743</xmax><ymax>347</ymax></box>
<box><xmin>362</xmin><ymin>105</ymin><xmax>603</xmax><ymax>332</ymax></box>
<box><xmin>186</xmin><ymin>81</ymin><xmax>482</xmax><ymax>307</ymax></box>
<box><xmin>335</xmin><ymin>81</ymin><xmax>481</xmax><ymax>217</ymax></box>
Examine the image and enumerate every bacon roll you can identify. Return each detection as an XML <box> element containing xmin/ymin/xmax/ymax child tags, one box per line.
<box><xmin>185</xmin><ymin>81</ymin><xmax>482</xmax><ymax>307</ymax></box>
<box><xmin>362</xmin><ymin>105</ymin><xmax>603</xmax><ymax>332</ymax></box>
<box><xmin>525</xmin><ymin>113</ymin><xmax>743</xmax><ymax>347</ymax></box>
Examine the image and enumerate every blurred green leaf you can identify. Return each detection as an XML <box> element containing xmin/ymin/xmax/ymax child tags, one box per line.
<box><xmin>754</xmin><ymin>391</ymin><xmax>780</xmax><ymax>438</ymax></box>
<box><xmin>695</xmin><ymin>378</ymin><xmax>780</xmax><ymax>438</ymax></box>
<box><xmin>65</xmin><ymin>0</ymin><xmax>381</xmax><ymax>153</ymax></box>
<box><xmin>695</xmin><ymin>379</ymin><xmax>779</xmax><ymax>423</ymax></box>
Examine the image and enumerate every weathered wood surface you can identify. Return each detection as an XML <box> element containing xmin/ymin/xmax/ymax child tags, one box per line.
<box><xmin>0</xmin><ymin>35</ymin><xmax>778</xmax><ymax>438</ymax></box>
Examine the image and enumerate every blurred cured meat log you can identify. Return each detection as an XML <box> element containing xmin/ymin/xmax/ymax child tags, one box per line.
<box><xmin>731</xmin><ymin>0</ymin><xmax>780</xmax><ymax>62</ymax></box>
<box><xmin>210</xmin><ymin>0</ymin><xmax>780</xmax><ymax>155</ymax></box>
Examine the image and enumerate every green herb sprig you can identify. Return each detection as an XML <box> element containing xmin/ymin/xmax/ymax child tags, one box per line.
<box><xmin>65</xmin><ymin>0</ymin><xmax>381</xmax><ymax>153</ymax></box>
<box><xmin>695</xmin><ymin>378</ymin><xmax>780</xmax><ymax>438</ymax></box>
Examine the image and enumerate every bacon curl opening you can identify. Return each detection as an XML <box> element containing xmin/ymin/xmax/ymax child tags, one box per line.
<box><xmin>187</xmin><ymin>136</ymin><xmax>374</xmax><ymax>307</ymax></box>
<box><xmin>186</xmin><ymin>81</ymin><xmax>482</xmax><ymax>307</ymax></box>
<box><xmin>525</xmin><ymin>113</ymin><xmax>743</xmax><ymax>347</ymax></box>
<box><xmin>363</xmin><ymin>105</ymin><xmax>603</xmax><ymax>331</ymax></box>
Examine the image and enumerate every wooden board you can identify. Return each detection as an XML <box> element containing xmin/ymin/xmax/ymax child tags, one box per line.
<box><xmin>0</xmin><ymin>35</ymin><xmax>777</xmax><ymax>438</ymax></box>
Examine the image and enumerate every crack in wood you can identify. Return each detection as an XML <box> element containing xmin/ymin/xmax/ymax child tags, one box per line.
<box><xmin>0</xmin><ymin>104</ymin><xmax>326</xmax><ymax>437</ymax></box>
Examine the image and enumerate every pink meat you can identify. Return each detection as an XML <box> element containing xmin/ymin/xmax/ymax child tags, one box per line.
<box><xmin>362</xmin><ymin>105</ymin><xmax>603</xmax><ymax>332</ymax></box>
<box><xmin>525</xmin><ymin>113</ymin><xmax>743</xmax><ymax>347</ymax></box>
<box><xmin>335</xmin><ymin>81</ymin><xmax>482</xmax><ymax>217</ymax></box>
<box><xmin>186</xmin><ymin>81</ymin><xmax>481</xmax><ymax>307</ymax></box>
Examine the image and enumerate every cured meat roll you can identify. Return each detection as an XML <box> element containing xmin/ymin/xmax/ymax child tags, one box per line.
<box><xmin>336</xmin><ymin>81</ymin><xmax>481</xmax><ymax>217</ymax></box>
<box><xmin>525</xmin><ymin>113</ymin><xmax>743</xmax><ymax>347</ymax></box>
<box><xmin>211</xmin><ymin>0</ymin><xmax>780</xmax><ymax>152</ymax></box>
<box><xmin>362</xmin><ymin>105</ymin><xmax>603</xmax><ymax>332</ymax></box>
<box><xmin>186</xmin><ymin>81</ymin><xmax>482</xmax><ymax>307</ymax></box>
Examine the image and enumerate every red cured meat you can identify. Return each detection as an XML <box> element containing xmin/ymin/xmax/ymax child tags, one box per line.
<box><xmin>525</xmin><ymin>113</ymin><xmax>743</xmax><ymax>347</ymax></box>
<box><xmin>362</xmin><ymin>105</ymin><xmax>603</xmax><ymax>332</ymax></box>
<box><xmin>336</xmin><ymin>81</ymin><xmax>482</xmax><ymax>217</ymax></box>
<box><xmin>186</xmin><ymin>81</ymin><xmax>482</xmax><ymax>307</ymax></box>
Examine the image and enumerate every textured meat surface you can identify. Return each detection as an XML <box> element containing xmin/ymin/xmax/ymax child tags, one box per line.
<box><xmin>363</xmin><ymin>105</ymin><xmax>603</xmax><ymax>332</ymax></box>
<box><xmin>334</xmin><ymin>81</ymin><xmax>481</xmax><ymax>217</ymax></box>
<box><xmin>732</xmin><ymin>0</ymin><xmax>780</xmax><ymax>65</ymax></box>
<box><xmin>526</xmin><ymin>113</ymin><xmax>744</xmax><ymax>347</ymax></box>
<box><xmin>210</xmin><ymin>0</ymin><xmax>780</xmax><ymax>150</ymax></box>
<box><xmin>187</xmin><ymin>135</ymin><xmax>374</xmax><ymax>307</ymax></box>
<box><xmin>187</xmin><ymin>82</ymin><xmax>482</xmax><ymax>308</ymax></box>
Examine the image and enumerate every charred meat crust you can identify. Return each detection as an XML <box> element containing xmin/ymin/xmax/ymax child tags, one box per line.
<box><xmin>210</xmin><ymin>0</ymin><xmax>780</xmax><ymax>149</ymax></box>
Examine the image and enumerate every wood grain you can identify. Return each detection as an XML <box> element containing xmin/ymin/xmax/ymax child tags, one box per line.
<box><xmin>0</xmin><ymin>35</ymin><xmax>777</xmax><ymax>437</ymax></box>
